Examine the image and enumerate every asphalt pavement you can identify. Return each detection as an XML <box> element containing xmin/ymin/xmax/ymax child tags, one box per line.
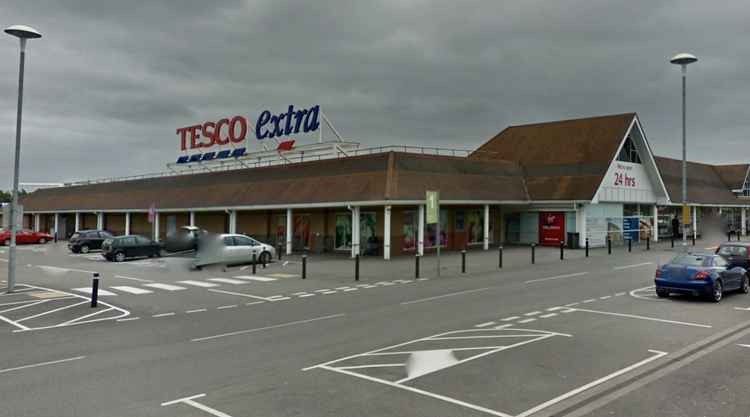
<box><xmin>0</xmin><ymin>237</ymin><xmax>749</xmax><ymax>417</ymax></box>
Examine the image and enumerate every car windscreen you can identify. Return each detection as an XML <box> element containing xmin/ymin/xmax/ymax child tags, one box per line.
<box><xmin>670</xmin><ymin>254</ymin><xmax>709</xmax><ymax>267</ymax></box>
<box><xmin>718</xmin><ymin>246</ymin><xmax>748</xmax><ymax>257</ymax></box>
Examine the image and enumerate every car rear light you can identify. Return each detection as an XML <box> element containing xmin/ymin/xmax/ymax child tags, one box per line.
<box><xmin>655</xmin><ymin>269</ymin><xmax>662</xmax><ymax>278</ymax></box>
<box><xmin>692</xmin><ymin>271</ymin><xmax>711</xmax><ymax>280</ymax></box>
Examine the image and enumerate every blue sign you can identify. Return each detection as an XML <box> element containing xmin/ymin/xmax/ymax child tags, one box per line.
<box><xmin>623</xmin><ymin>217</ymin><xmax>639</xmax><ymax>242</ymax></box>
<box><xmin>176</xmin><ymin>147</ymin><xmax>246</xmax><ymax>164</ymax></box>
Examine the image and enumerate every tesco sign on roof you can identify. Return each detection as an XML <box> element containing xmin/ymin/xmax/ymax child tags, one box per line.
<box><xmin>176</xmin><ymin>104</ymin><xmax>320</xmax><ymax>151</ymax></box>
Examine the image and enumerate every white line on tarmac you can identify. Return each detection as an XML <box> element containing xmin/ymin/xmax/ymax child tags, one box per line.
<box><xmin>178</xmin><ymin>280</ymin><xmax>218</xmax><ymax>288</ymax></box>
<box><xmin>615</xmin><ymin>292</ymin><xmax>626</xmax><ymax>296</ymax></box>
<box><xmin>613</xmin><ymin>262</ymin><xmax>653</xmax><ymax>270</ymax></box>
<box><xmin>37</xmin><ymin>265</ymin><xmax>98</xmax><ymax>274</ymax></box>
<box><xmin>572</xmin><ymin>308</ymin><xmax>712</xmax><ymax>328</ymax></box>
<box><xmin>143</xmin><ymin>283</ymin><xmax>186</xmax><ymax>291</ymax></box>
<box><xmin>60</xmin><ymin>307</ymin><xmax>114</xmax><ymax>326</ymax></box>
<box><xmin>186</xmin><ymin>308</ymin><xmax>207</xmax><ymax>314</ymax></box>
<box><xmin>515</xmin><ymin>350</ymin><xmax>668</xmax><ymax>417</ymax></box>
<box><xmin>517</xmin><ymin>318</ymin><xmax>537</xmax><ymax>324</ymax></box>
<box><xmin>192</xmin><ymin>313</ymin><xmax>345</xmax><ymax>342</ymax></box>
<box><xmin>337</xmin><ymin>364</ymin><xmax>404</xmax><ymax>370</ymax></box>
<box><xmin>207</xmin><ymin>289</ymin><xmax>271</xmax><ymax>301</ymax></box>
<box><xmin>217</xmin><ymin>305</ymin><xmax>237</xmax><ymax>310</ymax></box>
<box><xmin>501</xmin><ymin>316</ymin><xmax>520</xmax><ymax>321</ymax></box>
<box><xmin>493</xmin><ymin>324</ymin><xmax>512</xmax><ymax>330</ymax></box>
<box><xmin>600</xmin><ymin>295</ymin><xmax>612</xmax><ymax>300</ymax></box>
<box><xmin>401</xmin><ymin>287</ymin><xmax>490</xmax><ymax>305</ymax></box>
<box><xmin>110</xmin><ymin>286</ymin><xmax>153</xmax><ymax>295</ymax></box>
<box><xmin>582</xmin><ymin>299</ymin><xmax>596</xmax><ymax>303</ymax></box>
<box><xmin>16</xmin><ymin>301</ymin><xmax>89</xmax><ymax>323</ymax></box>
<box><xmin>162</xmin><ymin>393</ymin><xmax>234</xmax><ymax>417</ymax></box>
<box><xmin>524</xmin><ymin>311</ymin><xmax>542</xmax><ymax>316</ymax></box>
<box><xmin>475</xmin><ymin>321</ymin><xmax>496</xmax><ymax>328</ymax></box>
<box><xmin>0</xmin><ymin>356</ymin><xmax>86</xmax><ymax>375</ymax></box>
<box><xmin>152</xmin><ymin>312</ymin><xmax>175</xmax><ymax>318</ymax></box>
<box><xmin>245</xmin><ymin>301</ymin><xmax>265</xmax><ymax>306</ymax></box>
<box><xmin>117</xmin><ymin>317</ymin><xmax>140</xmax><ymax>322</ymax></box>
<box><xmin>298</xmin><ymin>294</ymin><xmax>316</xmax><ymax>298</ymax></box>
<box><xmin>547</xmin><ymin>307</ymin><xmax>565</xmax><ymax>311</ymax></box>
<box><xmin>525</xmin><ymin>272</ymin><xmax>589</xmax><ymax>284</ymax></box>
<box><xmin>539</xmin><ymin>313</ymin><xmax>558</xmax><ymax>318</ymax></box>
<box><xmin>734</xmin><ymin>307</ymin><xmax>750</xmax><ymax>311</ymax></box>
<box><xmin>737</xmin><ymin>344</ymin><xmax>750</xmax><ymax>348</ymax></box>
<box><xmin>114</xmin><ymin>275</ymin><xmax>153</xmax><ymax>283</ymax></box>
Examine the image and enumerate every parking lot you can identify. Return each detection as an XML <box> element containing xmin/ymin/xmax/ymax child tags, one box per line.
<box><xmin>2</xmin><ymin>237</ymin><xmax>750</xmax><ymax>417</ymax></box>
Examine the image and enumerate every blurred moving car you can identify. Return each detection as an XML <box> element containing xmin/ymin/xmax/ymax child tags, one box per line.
<box><xmin>192</xmin><ymin>234</ymin><xmax>275</xmax><ymax>270</ymax></box>
<box><xmin>655</xmin><ymin>253</ymin><xmax>749</xmax><ymax>302</ymax></box>
<box><xmin>164</xmin><ymin>226</ymin><xmax>207</xmax><ymax>253</ymax></box>
<box><xmin>102</xmin><ymin>235</ymin><xmax>165</xmax><ymax>262</ymax></box>
<box><xmin>715</xmin><ymin>242</ymin><xmax>750</xmax><ymax>269</ymax></box>
<box><xmin>1</xmin><ymin>229</ymin><xmax>53</xmax><ymax>246</ymax></box>
<box><xmin>68</xmin><ymin>230</ymin><xmax>114</xmax><ymax>253</ymax></box>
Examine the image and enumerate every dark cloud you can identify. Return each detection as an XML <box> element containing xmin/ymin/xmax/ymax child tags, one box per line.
<box><xmin>1</xmin><ymin>0</ymin><xmax>748</xmax><ymax>189</ymax></box>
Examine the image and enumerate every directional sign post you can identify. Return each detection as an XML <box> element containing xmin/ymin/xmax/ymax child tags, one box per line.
<box><xmin>426</xmin><ymin>191</ymin><xmax>440</xmax><ymax>277</ymax></box>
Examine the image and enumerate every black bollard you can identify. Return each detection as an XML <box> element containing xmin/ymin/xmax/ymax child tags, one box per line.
<box><xmin>628</xmin><ymin>238</ymin><xmax>632</xmax><ymax>253</ymax></box>
<box><xmin>302</xmin><ymin>254</ymin><xmax>307</xmax><ymax>279</ymax></box>
<box><xmin>531</xmin><ymin>244</ymin><xmax>536</xmax><ymax>264</ymax></box>
<box><xmin>607</xmin><ymin>237</ymin><xmax>612</xmax><ymax>255</ymax></box>
<box><xmin>560</xmin><ymin>240</ymin><xmax>564</xmax><ymax>260</ymax></box>
<box><xmin>646</xmin><ymin>237</ymin><xmax>650</xmax><ymax>251</ymax></box>
<box><xmin>498</xmin><ymin>246</ymin><xmax>503</xmax><ymax>269</ymax></box>
<box><xmin>262</xmin><ymin>253</ymin><xmax>267</xmax><ymax>269</ymax></box>
<box><xmin>252</xmin><ymin>253</ymin><xmax>257</xmax><ymax>275</ymax></box>
<box><xmin>692</xmin><ymin>234</ymin><xmax>696</xmax><ymax>246</ymax></box>
<box><xmin>461</xmin><ymin>250</ymin><xmax>466</xmax><ymax>273</ymax></box>
<box><xmin>277</xmin><ymin>244</ymin><xmax>282</xmax><ymax>261</ymax></box>
<box><xmin>671</xmin><ymin>235</ymin><xmax>674</xmax><ymax>248</ymax></box>
<box><xmin>355</xmin><ymin>254</ymin><xmax>360</xmax><ymax>281</ymax></box>
<box><xmin>585</xmin><ymin>238</ymin><xmax>589</xmax><ymax>257</ymax></box>
<box><xmin>728</xmin><ymin>232</ymin><xmax>731</xmax><ymax>242</ymax></box>
<box><xmin>415</xmin><ymin>254</ymin><xmax>420</xmax><ymax>279</ymax></box>
<box><xmin>90</xmin><ymin>272</ymin><xmax>100</xmax><ymax>308</ymax></box>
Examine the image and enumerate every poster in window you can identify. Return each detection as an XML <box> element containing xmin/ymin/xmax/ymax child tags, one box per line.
<box><xmin>466</xmin><ymin>210</ymin><xmax>483</xmax><ymax>244</ymax></box>
<box><xmin>335</xmin><ymin>214</ymin><xmax>352</xmax><ymax>250</ymax></box>
<box><xmin>276</xmin><ymin>215</ymin><xmax>286</xmax><ymax>245</ymax></box>
<box><xmin>426</xmin><ymin>210</ymin><xmax>448</xmax><ymax>248</ymax></box>
<box><xmin>539</xmin><ymin>212</ymin><xmax>565</xmax><ymax>246</ymax></box>
<box><xmin>403</xmin><ymin>211</ymin><xmax>417</xmax><ymax>251</ymax></box>
<box><xmin>294</xmin><ymin>215</ymin><xmax>311</xmax><ymax>249</ymax></box>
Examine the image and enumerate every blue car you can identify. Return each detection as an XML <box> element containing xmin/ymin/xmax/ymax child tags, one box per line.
<box><xmin>655</xmin><ymin>253</ymin><xmax>749</xmax><ymax>302</ymax></box>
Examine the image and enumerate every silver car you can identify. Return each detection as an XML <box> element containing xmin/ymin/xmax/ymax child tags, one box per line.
<box><xmin>192</xmin><ymin>233</ymin><xmax>276</xmax><ymax>269</ymax></box>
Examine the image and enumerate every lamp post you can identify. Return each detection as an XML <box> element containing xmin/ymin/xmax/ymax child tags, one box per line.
<box><xmin>5</xmin><ymin>25</ymin><xmax>42</xmax><ymax>293</ymax></box>
<box><xmin>670</xmin><ymin>52</ymin><xmax>697</xmax><ymax>251</ymax></box>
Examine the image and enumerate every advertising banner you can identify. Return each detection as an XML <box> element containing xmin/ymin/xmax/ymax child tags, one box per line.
<box><xmin>426</xmin><ymin>191</ymin><xmax>439</xmax><ymax>224</ymax></box>
<box><xmin>623</xmin><ymin>216</ymin><xmax>639</xmax><ymax>242</ymax></box>
<box><xmin>539</xmin><ymin>212</ymin><xmax>565</xmax><ymax>246</ymax></box>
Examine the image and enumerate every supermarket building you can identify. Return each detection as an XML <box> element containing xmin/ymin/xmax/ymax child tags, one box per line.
<box><xmin>13</xmin><ymin>112</ymin><xmax>750</xmax><ymax>258</ymax></box>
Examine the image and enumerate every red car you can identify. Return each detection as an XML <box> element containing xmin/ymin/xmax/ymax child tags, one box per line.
<box><xmin>0</xmin><ymin>229</ymin><xmax>53</xmax><ymax>246</ymax></box>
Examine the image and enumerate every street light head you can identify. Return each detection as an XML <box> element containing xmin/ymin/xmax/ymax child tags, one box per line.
<box><xmin>670</xmin><ymin>53</ymin><xmax>698</xmax><ymax>66</ymax></box>
<box><xmin>4</xmin><ymin>25</ymin><xmax>42</xmax><ymax>39</ymax></box>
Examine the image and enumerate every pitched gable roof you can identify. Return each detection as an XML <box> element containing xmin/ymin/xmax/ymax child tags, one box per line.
<box><xmin>713</xmin><ymin>164</ymin><xmax>749</xmax><ymax>190</ymax></box>
<box><xmin>654</xmin><ymin>157</ymin><xmax>743</xmax><ymax>205</ymax></box>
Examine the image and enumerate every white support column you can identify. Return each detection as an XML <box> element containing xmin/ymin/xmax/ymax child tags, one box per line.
<box><xmin>286</xmin><ymin>208</ymin><xmax>293</xmax><ymax>255</ymax></box>
<box><xmin>189</xmin><ymin>211</ymin><xmax>195</xmax><ymax>227</ymax></box>
<box><xmin>383</xmin><ymin>205</ymin><xmax>391</xmax><ymax>260</ymax></box>
<box><xmin>74</xmin><ymin>212</ymin><xmax>80</xmax><ymax>232</ymax></box>
<box><xmin>125</xmin><ymin>212</ymin><xmax>131</xmax><ymax>235</ymax></box>
<box><xmin>33</xmin><ymin>214</ymin><xmax>40</xmax><ymax>232</ymax></box>
<box><xmin>154</xmin><ymin>211</ymin><xmax>160</xmax><ymax>242</ymax></box>
<box><xmin>54</xmin><ymin>213</ymin><xmax>59</xmax><ymax>239</ymax></box>
<box><xmin>483</xmin><ymin>204</ymin><xmax>490</xmax><ymax>250</ymax></box>
<box><xmin>692</xmin><ymin>206</ymin><xmax>697</xmax><ymax>241</ymax></box>
<box><xmin>653</xmin><ymin>205</ymin><xmax>659</xmax><ymax>242</ymax></box>
<box><xmin>418</xmin><ymin>204</ymin><xmax>425</xmax><ymax>256</ymax></box>
<box><xmin>96</xmin><ymin>212</ymin><xmax>104</xmax><ymax>230</ymax></box>
<box><xmin>742</xmin><ymin>208</ymin><xmax>747</xmax><ymax>237</ymax></box>
<box><xmin>576</xmin><ymin>204</ymin><xmax>588</xmax><ymax>248</ymax></box>
<box><xmin>351</xmin><ymin>206</ymin><xmax>360</xmax><ymax>258</ymax></box>
<box><xmin>228</xmin><ymin>210</ymin><xmax>237</xmax><ymax>234</ymax></box>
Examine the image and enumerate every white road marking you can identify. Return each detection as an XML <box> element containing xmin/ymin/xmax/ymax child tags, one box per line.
<box><xmin>613</xmin><ymin>262</ymin><xmax>654</xmax><ymax>270</ymax></box>
<box><xmin>298</xmin><ymin>294</ymin><xmax>316</xmax><ymax>298</ymax></box>
<box><xmin>734</xmin><ymin>307</ymin><xmax>750</xmax><ymax>311</ymax></box>
<box><xmin>72</xmin><ymin>288</ymin><xmax>117</xmax><ymax>296</ymax></box>
<box><xmin>153</xmin><ymin>312</ymin><xmax>175</xmax><ymax>318</ymax></box>
<box><xmin>217</xmin><ymin>305</ymin><xmax>237</xmax><ymax>310</ymax></box>
<box><xmin>516</xmin><ymin>350</ymin><xmax>668</xmax><ymax>417</ymax></box>
<box><xmin>600</xmin><ymin>295</ymin><xmax>612</xmax><ymax>300</ymax></box>
<box><xmin>192</xmin><ymin>313</ymin><xmax>345</xmax><ymax>342</ymax></box>
<box><xmin>114</xmin><ymin>275</ymin><xmax>153</xmax><ymax>283</ymax></box>
<box><xmin>343</xmin><ymin>288</ymin><xmax>358</xmax><ymax>292</ymax></box>
<box><xmin>0</xmin><ymin>356</ymin><xmax>86</xmax><ymax>375</ymax></box>
<box><xmin>37</xmin><ymin>265</ymin><xmax>97</xmax><ymax>274</ymax></box>
<box><xmin>0</xmin><ymin>298</ymin><xmax>71</xmax><ymax>307</ymax></box>
<box><xmin>337</xmin><ymin>363</ymin><xmax>405</xmax><ymax>370</ymax></box>
<box><xmin>475</xmin><ymin>321</ymin><xmax>496</xmax><ymax>328</ymax></box>
<box><xmin>208</xmin><ymin>289</ymin><xmax>271</xmax><ymax>301</ymax></box>
<box><xmin>0</xmin><ymin>299</ymin><xmax>50</xmax><ymax>314</ymax></box>
<box><xmin>336</xmin><ymin>286</ymin><xmax>352</xmax><ymax>290</ymax></box>
<box><xmin>561</xmin><ymin>308</ymin><xmax>576</xmax><ymax>313</ymax></box>
<box><xmin>161</xmin><ymin>393</ymin><xmax>233</xmax><ymax>417</ymax></box>
<box><xmin>314</xmin><ymin>289</ymin><xmax>332</xmax><ymax>293</ymax></box>
<box><xmin>16</xmin><ymin>301</ymin><xmax>89</xmax><ymax>323</ymax></box>
<box><xmin>517</xmin><ymin>318</ymin><xmax>537</xmax><ymax>323</ymax></box>
<box><xmin>493</xmin><ymin>324</ymin><xmax>512</xmax><ymax>330</ymax></box>
<box><xmin>501</xmin><ymin>316</ymin><xmax>520</xmax><ymax>321</ymax></box>
<box><xmin>572</xmin><ymin>308</ymin><xmax>712</xmax><ymax>328</ymax></box>
<box><xmin>177</xmin><ymin>280</ymin><xmax>218</xmax><ymax>288</ymax></box>
<box><xmin>362</xmin><ymin>285</ymin><xmax>376</xmax><ymax>288</ymax></box>
<box><xmin>629</xmin><ymin>285</ymin><xmax>665</xmax><ymax>302</ymax></box>
<box><xmin>117</xmin><ymin>317</ymin><xmax>140</xmax><ymax>322</ymax></box>
<box><xmin>401</xmin><ymin>287</ymin><xmax>490</xmax><ymax>305</ymax></box>
<box><xmin>186</xmin><ymin>308</ymin><xmax>207</xmax><ymax>314</ymax></box>
<box><xmin>539</xmin><ymin>313</ymin><xmax>558</xmax><ymax>318</ymax></box>
<box><xmin>245</xmin><ymin>301</ymin><xmax>265</xmax><ymax>305</ymax></box>
<box><xmin>564</xmin><ymin>302</ymin><xmax>580</xmax><ymax>307</ymax></box>
<box><xmin>234</xmin><ymin>275</ymin><xmax>276</xmax><ymax>282</ymax></box>
<box><xmin>269</xmin><ymin>296</ymin><xmax>291</xmax><ymax>301</ymax></box>
<box><xmin>110</xmin><ymin>286</ymin><xmax>153</xmax><ymax>295</ymax></box>
<box><xmin>207</xmin><ymin>278</ymin><xmax>247</xmax><ymax>285</ymax></box>
<box><xmin>615</xmin><ymin>292</ymin><xmax>626</xmax><ymax>296</ymax></box>
<box><xmin>525</xmin><ymin>272</ymin><xmax>589</xmax><ymax>284</ymax></box>
<box><xmin>582</xmin><ymin>298</ymin><xmax>596</xmax><ymax>303</ymax></box>
<box><xmin>60</xmin><ymin>307</ymin><xmax>115</xmax><ymax>326</ymax></box>
<box><xmin>524</xmin><ymin>311</ymin><xmax>542</xmax><ymax>316</ymax></box>
<box><xmin>144</xmin><ymin>283</ymin><xmax>186</xmax><ymax>291</ymax></box>
<box><xmin>546</xmin><ymin>306</ymin><xmax>565</xmax><ymax>311</ymax></box>
<box><xmin>737</xmin><ymin>344</ymin><xmax>750</xmax><ymax>348</ymax></box>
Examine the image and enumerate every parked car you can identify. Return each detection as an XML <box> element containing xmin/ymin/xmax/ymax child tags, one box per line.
<box><xmin>1</xmin><ymin>229</ymin><xmax>53</xmax><ymax>246</ymax></box>
<box><xmin>655</xmin><ymin>253</ymin><xmax>749</xmax><ymax>302</ymax></box>
<box><xmin>715</xmin><ymin>242</ymin><xmax>750</xmax><ymax>269</ymax></box>
<box><xmin>68</xmin><ymin>230</ymin><xmax>114</xmax><ymax>253</ymax></box>
<box><xmin>192</xmin><ymin>234</ymin><xmax>275</xmax><ymax>269</ymax></box>
<box><xmin>164</xmin><ymin>226</ymin><xmax>207</xmax><ymax>253</ymax></box>
<box><xmin>101</xmin><ymin>235</ymin><xmax>165</xmax><ymax>262</ymax></box>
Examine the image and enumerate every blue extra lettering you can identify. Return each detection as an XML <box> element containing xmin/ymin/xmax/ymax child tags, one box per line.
<box><xmin>230</xmin><ymin>148</ymin><xmax>246</xmax><ymax>158</ymax></box>
<box><xmin>176</xmin><ymin>156</ymin><xmax>190</xmax><ymax>164</ymax></box>
<box><xmin>201</xmin><ymin>152</ymin><xmax>216</xmax><ymax>161</ymax></box>
<box><xmin>216</xmin><ymin>150</ymin><xmax>232</xmax><ymax>159</ymax></box>
<box><xmin>189</xmin><ymin>154</ymin><xmax>202</xmax><ymax>163</ymax></box>
<box><xmin>255</xmin><ymin>110</ymin><xmax>271</xmax><ymax>140</ymax></box>
<box><xmin>303</xmin><ymin>105</ymin><xmax>320</xmax><ymax>132</ymax></box>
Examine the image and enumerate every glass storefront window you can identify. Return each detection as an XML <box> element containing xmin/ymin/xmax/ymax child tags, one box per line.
<box><xmin>335</xmin><ymin>212</ymin><xmax>377</xmax><ymax>252</ymax></box>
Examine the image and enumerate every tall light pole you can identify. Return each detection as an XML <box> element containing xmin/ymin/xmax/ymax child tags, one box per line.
<box><xmin>5</xmin><ymin>25</ymin><xmax>42</xmax><ymax>293</ymax></box>
<box><xmin>670</xmin><ymin>52</ymin><xmax>697</xmax><ymax>251</ymax></box>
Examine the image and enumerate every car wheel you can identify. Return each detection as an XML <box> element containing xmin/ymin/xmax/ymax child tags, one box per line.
<box><xmin>80</xmin><ymin>245</ymin><xmax>90</xmax><ymax>254</ymax></box>
<box><xmin>259</xmin><ymin>251</ymin><xmax>271</xmax><ymax>265</ymax></box>
<box><xmin>39</xmin><ymin>238</ymin><xmax>46</xmax><ymax>244</ymax></box>
<box><xmin>711</xmin><ymin>280</ymin><xmax>723</xmax><ymax>302</ymax></box>
<box><xmin>656</xmin><ymin>288</ymin><xmax>669</xmax><ymax>298</ymax></box>
<box><xmin>742</xmin><ymin>275</ymin><xmax>750</xmax><ymax>294</ymax></box>
<box><xmin>114</xmin><ymin>251</ymin><xmax>126</xmax><ymax>262</ymax></box>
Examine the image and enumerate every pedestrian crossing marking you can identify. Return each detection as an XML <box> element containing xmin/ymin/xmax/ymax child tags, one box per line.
<box><xmin>177</xmin><ymin>280</ymin><xmax>218</xmax><ymax>288</ymax></box>
<box><xmin>208</xmin><ymin>278</ymin><xmax>247</xmax><ymax>285</ymax></box>
<box><xmin>234</xmin><ymin>276</ymin><xmax>277</xmax><ymax>282</ymax></box>
<box><xmin>72</xmin><ymin>288</ymin><xmax>117</xmax><ymax>296</ymax></box>
<box><xmin>144</xmin><ymin>283</ymin><xmax>186</xmax><ymax>291</ymax></box>
<box><xmin>110</xmin><ymin>286</ymin><xmax>153</xmax><ymax>295</ymax></box>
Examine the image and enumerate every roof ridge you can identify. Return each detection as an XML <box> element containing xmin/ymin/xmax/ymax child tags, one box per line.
<box><xmin>506</xmin><ymin>112</ymin><xmax>636</xmax><ymax>129</ymax></box>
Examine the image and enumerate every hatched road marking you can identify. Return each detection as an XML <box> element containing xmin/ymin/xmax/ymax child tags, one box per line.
<box><xmin>178</xmin><ymin>280</ymin><xmax>218</xmax><ymax>288</ymax></box>
<box><xmin>72</xmin><ymin>288</ymin><xmax>117</xmax><ymax>296</ymax></box>
<box><xmin>144</xmin><ymin>283</ymin><xmax>186</xmax><ymax>291</ymax></box>
<box><xmin>207</xmin><ymin>278</ymin><xmax>247</xmax><ymax>285</ymax></box>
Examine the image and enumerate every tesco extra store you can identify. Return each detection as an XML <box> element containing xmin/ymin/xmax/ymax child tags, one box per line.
<box><xmin>13</xmin><ymin>109</ymin><xmax>750</xmax><ymax>259</ymax></box>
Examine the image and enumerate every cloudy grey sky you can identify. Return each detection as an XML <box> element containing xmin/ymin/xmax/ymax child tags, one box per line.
<box><xmin>2</xmin><ymin>0</ymin><xmax>749</xmax><ymax>188</ymax></box>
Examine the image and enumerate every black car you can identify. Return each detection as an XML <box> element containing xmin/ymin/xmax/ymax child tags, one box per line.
<box><xmin>102</xmin><ymin>235</ymin><xmax>165</xmax><ymax>262</ymax></box>
<box><xmin>716</xmin><ymin>242</ymin><xmax>750</xmax><ymax>269</ymax></box>
<box><xmin>68</xmin><ymin>230</ymin><xmax>114</xmax><ymax>253</ymax></box>
<box><xmin>164</xmin><ymin>226</ymin><xmax>207</xmax><ymax>253</ymax></box>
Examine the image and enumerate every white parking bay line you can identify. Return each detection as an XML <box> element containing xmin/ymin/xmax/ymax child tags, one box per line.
<box><xmin>178</xmin><ymin>280</ymin><xmax>218</xmax><ymax>288</ymax></box>
<box><xmin>161</xmin><ymin>393</ymin><xmax>233</xmax><ymax>417</ymax></box>
<box><xmin>208</xmin><ymin>278</ymin><xmax>247</xmax><ymax>285</ymax></box>
<box><xmin>113</xmin><ymin>275</ymin><xmax>153</xmax><ymax>283</ymax></box>
<box><xmin>613</xmin><ymin>262</ymin><xmax>654</xmax><ymax>271</ymax></box>
<box><xmin>572</xmin><ymin>308</ymin><xmax>712</xmax><ymax>328</ymax></box>
<box><xmin>110</xmin><ymin>286</ymin><xmax>153</xmax><ymax>295</ymax></box>
<box><xmin>501</xmin><ymin>316</ymin><xmax>520</xmax><ymax>321</ymax></box>
<box><xmin>539</xmin><ymin>313</ymin><xmax>558</xmax><ymax>318</ymax></box>
<box><xmin>207</xmin><ymin>289</ymin><xmax>271</xmax><ymax>301</ymax></box>
<box><xmin>0</xmin><ymin>356</ymin><xmax>86</xmax><ymax>375</ymax></box>
<box><xmin>517</xmin><ymin>318</ymin><xmax>537</xmax><ymax>324</ymax></box>
<box><xmin>72</xmin><ymin>288</ymin><xmax>117</xmax><ymax>296</ymax></box>
<box><xmin>401</xmin><ymin>287</ymin><xmax>491</xmax><ymax>305</ymax></box>
<box><xmin>234</xmin><ymin>275</ymin><xmax>277</xmax><ymax>282</ymax></box>
<box><xmin>475</xmin><ymin>321</ymin><xmax>496</xmax><ymax>328</ymax></box>
<box><xmin>144</xmin><ymin>283</ymin><xmax>186</xmax><ymax>291</ymax></box>
<box><xmin>192</xmin><ymin>313</ymin><xmax>345</xmax><ymax>342</ymax></box>
<box><xmin>525</xmin><ymin>272</ymin><xmax>589</xmax><ymax>284</ymax></box>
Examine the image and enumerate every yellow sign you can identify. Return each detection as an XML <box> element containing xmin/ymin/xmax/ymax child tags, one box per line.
<box><xmin>426</xmin><ymin>191</ymin><xmax>439</xmax><ymax>224</ymax></box>
<box><xmin>682</xmin><ymin>205</ymin><xmax>691</xmax><ymax>225</ymax></box>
